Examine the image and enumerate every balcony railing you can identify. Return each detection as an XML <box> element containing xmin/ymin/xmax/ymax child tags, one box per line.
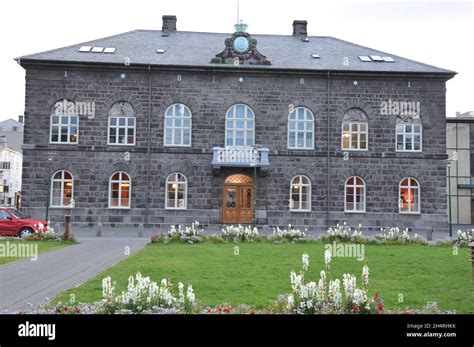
<box><xmin>211</xmin><ymin>147</ymin><xmax>270</xmax><ymax>167</ymax></box>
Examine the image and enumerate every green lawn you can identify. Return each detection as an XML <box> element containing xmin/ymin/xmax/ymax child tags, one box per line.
<box><xmin>56</xmin><ymin>242</ymin><xmax>474</xmax><ymax>313</ymax></box>
<box><xmin>0</xmin><ymin>239</ymin><xmax>74</xmax><ymax>265</ymax></box>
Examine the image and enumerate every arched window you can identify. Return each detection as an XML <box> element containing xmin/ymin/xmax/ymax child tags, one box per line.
<box><xmin>288</xmin><ymin>107</ymin><xmax>314</xmax><ymax>149</ymax></box>
<box><xmin>225</xmin><ymin>104</ymin><xmax>255</xmax><ymax>147</ymax></box>
<box><xmin>164</xmin><ymin>104</ymin><xmax>192</xmax><ymax>146</ymax></box>
<box><xmin>396</xmin><ymin>119</ymin><xmax>422</xmax><ymax>152</ymax></box>
<box><xmin>290</xmin><ymin>175</ymin><xmax>311</xmax><ymax>211</ymax></box>
<box><xmin>341</xmin><ymin>108</ymin><xmax>368</xmax><ymax>151</ymax></box>
<box><xmin>399</xmin><ymin>177</ymin><xmax>420</xmax><ymax>213</ymax></box>
<box><xmin>50</xmin><ymin>99</ymin><xmax>79</xmax><ymax>144</ymax></box>
<box><xmin>345</xmin><ymin>176</ymin><xmax>366</xmax><ymax>212</ymax></box>
<box><xmin>109</xmin><ymin>172</ymin><xmax>131</xmax><ymax>208</ymax></box>
<box><xmin>51</xmin><ymin>170</ymin><xmax>74</xmax><ymax>207</ymax></box>
<box><xmin>108</xmin><ymin>101</ymin><xmax>136</xmax><ymax>145</ymax></box>
<box><xmin>166</xmin><ymin>173</ymin><xmax>188</xmax><ymax>209</ymax></box>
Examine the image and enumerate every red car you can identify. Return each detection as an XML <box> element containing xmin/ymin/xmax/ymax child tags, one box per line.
<box><xmin>0</xmin><ymin>207</ymin><xmax>48</xmax><ymax>238</ymax></box>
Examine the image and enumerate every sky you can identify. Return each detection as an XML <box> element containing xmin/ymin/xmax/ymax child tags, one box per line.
<box><xmin>0</xmin><ymin>0</ymin><xmax>472</xmax><ymax>122</ymax></box>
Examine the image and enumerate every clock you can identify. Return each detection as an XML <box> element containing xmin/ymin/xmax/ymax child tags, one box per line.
<box><xmin>233</xmin><ymin>36</ymin><xmax>250</xmax><ymax>54</ymax></box>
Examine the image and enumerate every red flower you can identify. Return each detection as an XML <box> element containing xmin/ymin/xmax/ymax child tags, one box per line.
<box><xmin>75</xmin><ymin>307</ymin><xmax>81</xmax><ymax>314</ymax></box>
<box><xmin>377</xmin><ymin>301</ymin><xmax>384</xmax><ymax>314</ymax></box>
<box><xmin>352</xmin><ymin>305</ymin><xmax>359</xmax><ymax>313</ymax></box>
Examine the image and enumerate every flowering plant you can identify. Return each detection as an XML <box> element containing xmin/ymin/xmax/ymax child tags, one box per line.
<box><xmin>455</xmin><ymin>230</ymin><xmax>473</xmax><ymax>246</ymax></box>
<box><xmin>322</xmin><ymin>222</ymin><xmax>365</xmax><ymax>243</ymax></box>
<box><xmin>221</xmin><ymin>225</ymin><xmax>259</xmax><ymax>242</ymax></box>
<box><xmin>151</xmin><ymin>221</ymin><xmax>202</xmax><ymax>243</ymax></box>
<box><xmin>286</xmin><ymin>251</ymin><xmax>383</xmax><ymax>314</ymax></box>
<box><xmin>375</xmin><ymin>227</ymin><xmax>425</xmax><ymax>245</ymax></box>
<box><xmin>273</xmin><ymin>225</ymin><xmax>307</xmax><ymax>241</ymax></box>
<box><xmin>25</xmin><ymin>223</ymin><xmax>58</xmax><ymax>241</ymax></box>
<box><xmin>101</xmin><ymin>272</ymin><xmax>196</xmax><ymax>314</ymax></box>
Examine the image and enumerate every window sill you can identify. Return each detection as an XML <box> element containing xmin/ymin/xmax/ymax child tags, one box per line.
<box><xmin>290</xmin><ymin>209</ymin><xmax>311</xmax><ymax>213</ymax></box>
<box><xmin>107</xmin><ymin>143</ymin><xmax>136</xmax><ymax>147</ymax></box>
<box><xmin>399</xmin><ymin>212</ymin><xmax>421</xmax><ymax>215</ymax></box>
<box><xmin>344</xmin><ymin>210</ymin><xmax>366</xmax><ymax>214</ymax></box>
<box><xmin>165</xmin><ymin>208</ymin><xmax>188</xmax><ymax>211</ymax></box>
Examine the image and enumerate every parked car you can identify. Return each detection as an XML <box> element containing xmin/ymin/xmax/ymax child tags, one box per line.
<box><xmin>0</xmin><ymin>207</ymin><xmax>48</xmax><ymax>238</ymax></box>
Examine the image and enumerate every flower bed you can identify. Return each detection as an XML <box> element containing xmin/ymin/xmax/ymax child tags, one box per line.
<box><xmin>151</xmin><ymin>222</ymin><xmax>202</xmax><ymax>244</ymax></box>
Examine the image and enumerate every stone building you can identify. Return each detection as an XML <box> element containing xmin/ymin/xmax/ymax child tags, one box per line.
<box><xmin>17</xmin><ymin>16</ymin><xmax>455</xmax><ymax>232</ymax></box>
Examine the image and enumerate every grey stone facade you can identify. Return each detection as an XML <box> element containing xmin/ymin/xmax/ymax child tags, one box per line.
<box><xmin>18</xmin><ymin>67</ymin><xmax>450</xmax><ymax>233</ymax></box>
<box><xmin>18</xmin><ymin>19</ymin><xmax>454</xmax><ymax>233</ymax></box>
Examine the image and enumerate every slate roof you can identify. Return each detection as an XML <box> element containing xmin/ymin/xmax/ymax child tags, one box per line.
<box><xmin>18</xmin><ymin>30</ymin><xmax>455</xmax><ymax>75</ymax></box>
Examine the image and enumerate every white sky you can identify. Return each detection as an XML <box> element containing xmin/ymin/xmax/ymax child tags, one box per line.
<box><xmin>1</xmin><ymin>0</ymin><xmax>472</xmax><ymax>122</ymax></box>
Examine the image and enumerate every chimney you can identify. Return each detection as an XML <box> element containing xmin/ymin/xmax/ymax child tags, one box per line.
<box><xmin>18</xmin><ymin>115</ymin><xmax>24</xmax><ymax>124</ymax></box>
<box><xmin>162</xmin><ymin>15</ymin><xmax>177</xmax><ymax>32</ymax></box>
<box><xmin>292</xmin><ymin>20</ymin><xmax>308</xmax><ymax>37</ymax></box>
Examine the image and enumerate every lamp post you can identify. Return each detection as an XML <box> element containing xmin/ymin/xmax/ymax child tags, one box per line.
<box><xmin>447</xmin><ymin>161</ymin><xmax>453</xmax><ymax>238</ymax></box>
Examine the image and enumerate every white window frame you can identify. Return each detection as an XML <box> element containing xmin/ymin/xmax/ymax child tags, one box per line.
<box><xmin>396</xmin><ymin>123</ymin><xmax>422</xmax><ymax>152</ymax></box>
<box><xmin>289</xmin><ymin>175</ymin><xmax>311</xmax><ymax>212</ymax></box>
<box><xmin>164</xmin><ymin>104</ymin><xmax>192</xmax><ymax>147</ymax></box>
<box><xmin>288</xmin><ymin>107</ymin><xmax>315</xmax><ymax>150</ymax></box>
<box><xmin>50</xmin><ymin>114</ymin><xmax>79</xmax><ymax>144</ymax></box>
<box><xmin>108</xmin><ymin>116</ymin><xmax>136</xmax><ymax>146</ymax></box>
<box><xmin>50</xmin><ymin>170</ymin><xmax>74</xmax><ymax>208</ymax></box>
<box><xmin>165</xmin><ymin>173</ymin><xmax>188</xmax><ymax>210</ymax></box>
<box><xmin>341</xmin><ymin>122</ymin><xmax>368</xmax><ymax>151</ymax></box>
<box><xmin>399</xmin><ymin>177</ymin><xmax>421</xmax><ymax>214</ymax></box>
<box><xmin>225</xmin><ymin>104</ymin><xmax>255</xmax><ymax>147</ymax></box>
<box><xmin>108</xmin><ymin>171</ymin><xmax>131</xmax><ymax>209</ymax></box>
<box><xmin>344</xmin><ymin>176</ymin><xmax>366</xmax><ymax>213</ymax></box>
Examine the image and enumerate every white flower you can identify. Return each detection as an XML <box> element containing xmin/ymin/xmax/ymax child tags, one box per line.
<box><xmin>362</xmin><ymin>265</ymin><xmax>369</xmax><ymax>287</ymax></box>
<box><xmin>301</xmin><ymin>253</ymin><xmax>309</xmax><ymax>271</ymax></box>
<box><xmin>324</xmin><ymin>249</ymin><xmax>332</xmax><ymax>266</ymax></box>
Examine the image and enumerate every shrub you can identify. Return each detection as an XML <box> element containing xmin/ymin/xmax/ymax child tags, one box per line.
<box><xmin>284</xmin><ymin>250</ymin><xmax>383</xmax><ymax>314</ymax></box>
<box><xmin>455</xmin><ymin>230</ymin><xmax>473</xmax><ymax>246</ymax></box>
<box><xmin>273</xmin><ymin>225</ymin><xmax>307</xmax><ymax>242</ymax></box>
<box><xmin>151</xmin><ymin>221</ymin><xmax>202</xmax><ymax>244</ymax></box>
<box><xmin>221</xmin><ymin>225</ymin><xmax>260</xmax><ymax>242</ymax></box>
<box><xmin>25</xmin><ymin>224</ymin><xmax>58</xmax><ymax>241</ymax></box>
<box><xmin>321</xmin><ymin>222</ymin><xmax>365</xmax><ymax>243</ymax></box>
<box><xmin>375</xmin><ymin>227</ymin><xmax>425</xmax><ymax>245</ymax></box>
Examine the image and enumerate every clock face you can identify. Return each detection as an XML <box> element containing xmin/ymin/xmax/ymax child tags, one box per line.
<box><xmin>233</xmin><ymin>36</ymin><xmax>250</xmax><ymax>54</ymax></box>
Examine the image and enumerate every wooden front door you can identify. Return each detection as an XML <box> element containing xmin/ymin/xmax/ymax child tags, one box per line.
<box><xmin>222</xmin><ymin>174</ymin><xmax>254</xmax><ymax>224</ymax></box>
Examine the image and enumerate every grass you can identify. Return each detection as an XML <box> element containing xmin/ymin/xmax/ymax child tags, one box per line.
<box><xmin>0</xmin><ymin>239</ymin><xmax>75</xmax><ymax>265</ymax></box>
<box><xmin>56</xmin><ymin>242</ymin><xmax>474</xmax><ymax>313</ymax></box>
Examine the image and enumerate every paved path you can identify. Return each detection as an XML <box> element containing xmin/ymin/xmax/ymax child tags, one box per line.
<box><xmin>0</xmin><ymin>237</ymin><xmax>148</xmax><ymax>312</ymax></box>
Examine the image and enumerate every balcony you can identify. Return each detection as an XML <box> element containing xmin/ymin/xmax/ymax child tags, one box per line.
<box><xmin>211</xmin><ymin>146</ymin><xmax>270</xmax><ymax>168</ymax></box>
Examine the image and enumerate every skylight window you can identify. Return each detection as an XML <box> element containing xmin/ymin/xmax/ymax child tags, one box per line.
<box><xmin>91</xmin><ymin>47</ymin><xmax>104</xmax><ymax>53</ymax></box>
<box><xmin>369</xmin><ymin>55</ymin><xmax>384</xmax><ymax>62</ymax></box>
<box><xmin>358</xmin><ymin>55</ymin><xmax>371</xmax><ymax>62</ymax></box>
<box><xmin>79</xmin><ymin>46</ymin><xmax>92</xmax><ymax>52</ymax></box>
<box><xmin>311</xmin><ymin>53</ymin><xmax>320</xmax><ymax>59</ymax></box>
<box><xmin>103</xmin><ymin>47</ymin><xmax>116</xmax><ymax>54</ymax></box>
<box><xmin>382</xmin><ymin>56</ymin><xmax>395</xmax><ymax>62</ymax></box>
<box><xmin>157</xmin><ymin>49</ymin><xmax>166</xmax><ymax>54</ymax></box>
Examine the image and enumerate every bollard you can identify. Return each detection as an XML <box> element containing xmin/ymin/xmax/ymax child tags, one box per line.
<box><xmin>470</xmin><ymin>242</ymin><xmax>474</xmax><ymax>286</ymax></box>
<box><xmin>64</xmin><ymin>215</ymin><xmax>73</xmax><ymax>241</ymax></box>
<box><xmin>426</xmin><ymin>228</ymin><xmax>433</xmax><ymax>241</ymax></box>
<box><xmin>96</xmin><ymin>223</ymin><xmax>102</xmax><ymax>237</ymax></box>
<box><xmin>138</xmin><ymin>223</ymin><xmax>144</xmax><ymax>238</ymax></box>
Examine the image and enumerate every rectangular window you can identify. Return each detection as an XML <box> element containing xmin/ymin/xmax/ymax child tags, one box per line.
<box><xmin>50</xmin><ymin>115</ymin><xmax>78</xmax><ymax>144</ymax></box>
<box><xmin>108</xmin><ymin>117</ymin><xmax>136</xmax><ymax>145</ymax></box>
<box><xmin>396</xmin><ymin>123</ymin><xmax>422</xmax><ymax>152</ymax></box>
<box><xmin>341</xmin><ymin>122</ymin><xmax>368</xmax><ymax>151</ymax></box>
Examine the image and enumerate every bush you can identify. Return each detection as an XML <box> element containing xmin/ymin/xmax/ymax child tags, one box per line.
<box><xmin>151</xmin><ymin>222</ymin><xmax>202</xmax><ymax>244</ymax></box>
<box><xmin>375</xmin><ymin>227</ymin><xmax>426</xmax><ymax>245</ymax></box>
<box><xmin>283</xmin><ymin>251</ymin><xmax>384</xmax><ymax>314</ymax></box>
<box><xmin>273</xmin><ymin>225</ymin><xmax>307</xmax><ymax>242</ymax></box>
<box><xmin>321</xmin><ymin>222</ymin><xmax>366</xmax><ymax>243</ymax></box>
<box><xmin>221</xmin><ymin>225</ymin><xmax>260</xmax><ymax>242</ymax></box>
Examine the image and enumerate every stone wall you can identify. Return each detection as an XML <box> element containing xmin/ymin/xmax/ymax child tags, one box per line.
<box><xmin>21</xmin><ymin>65</ymin><xmax>449</xmax><ymax>233</ymax></box>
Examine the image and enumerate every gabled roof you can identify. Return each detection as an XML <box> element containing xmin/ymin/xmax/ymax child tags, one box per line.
<box><xmin>18</xmin><ymin>29</ymin><xmax>455</xmax><ymax>75</ymax></box>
